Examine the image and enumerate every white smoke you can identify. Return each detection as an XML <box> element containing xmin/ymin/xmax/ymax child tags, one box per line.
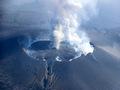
<box><xmin>53</xmin><ymin>0</ymin><xmax>97</xmax><ymax>57</ymax></box>
<box><xmin>16</xmin><ymin>0</ymin><xmax>98</xmax><ymax>62</ymax></box>
<box><xmin>54</xmin><ymin>24</ymin><xmax>64</xmax><ymax>49</ymax></box>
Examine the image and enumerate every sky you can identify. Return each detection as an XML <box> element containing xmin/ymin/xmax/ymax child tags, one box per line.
<box><xmin>1</xmin><ymin>0</ymin><xmax>120</xmax><ymax>29</ymax></box>
<box><xmin>87</xmin><ymin>0</ymin><xmax>120</xmax><ymax>29</ymax></box>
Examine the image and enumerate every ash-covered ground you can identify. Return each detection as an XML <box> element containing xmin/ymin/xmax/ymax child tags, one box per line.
<box><xmin>1</xmin><ymin>0</ymin><xmax>120</xmax><ymax>90</ymax></box>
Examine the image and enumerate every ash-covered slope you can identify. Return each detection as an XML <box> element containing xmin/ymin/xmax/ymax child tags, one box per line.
<box><xmin>1</xmin><ymin>0</ymin><xmax>120</xmax><ymax>90</ymax></box>
<box><xmin>0</xmin><ymin>35</ymin><xmax>120</xmax><ymax>90</ymax></box>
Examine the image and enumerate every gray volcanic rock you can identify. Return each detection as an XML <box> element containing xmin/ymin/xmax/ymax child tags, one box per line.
<box><xmin>0</xmin><ymin>34</ymin><xmax>120</xmax><ymax>90</ymax></box>
<box><xmin>1</xmin><ymin>1</ymin><xmax>120</xmax><ymax>90</ymax></box>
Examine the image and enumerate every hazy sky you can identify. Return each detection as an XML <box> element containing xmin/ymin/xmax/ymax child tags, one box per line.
<box><xmin>2</xmin><ymin>0</ymin><xmax>120</xmax><ymax>29</ymax></box>
<box><xmin>87</xmin><ymin>0</ymin><xmax>120</xmax><ymax>29</ymax></box>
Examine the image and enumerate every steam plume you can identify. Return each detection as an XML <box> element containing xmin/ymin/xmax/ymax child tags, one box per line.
<box><xmin>53</xmin><ymin>0</ymin><xmax>97</xmax><ymax>56</ymax></box>
<box><xmin>20</xmin><ymin>0</ymin><xmax>98</xmax><ymax>62</ymax></box>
